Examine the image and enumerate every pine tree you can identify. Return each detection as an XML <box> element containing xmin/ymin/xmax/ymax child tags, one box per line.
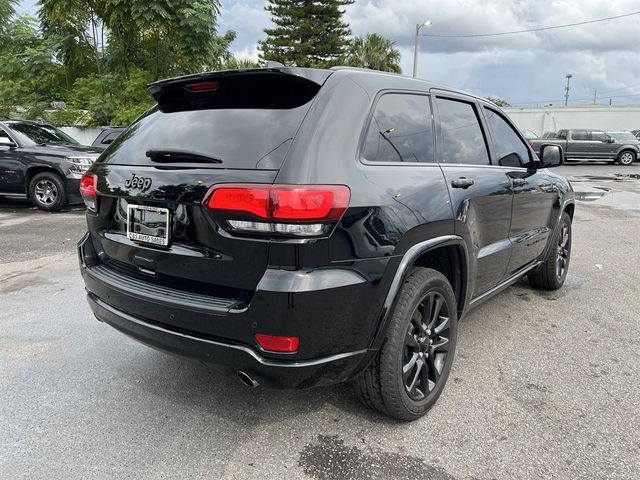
<box><xmin>258</xmin><ymin>0</ymin><xmax>353</xmax><ymax>68</ymax></box>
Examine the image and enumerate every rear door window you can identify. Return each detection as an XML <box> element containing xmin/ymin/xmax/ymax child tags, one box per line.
<box><xmin>436</xmin><ymin>98</ymin><xmax>490</xmax><ymax>165</ymax></box>
<box><xmin>98</xmin><ymin>73</ymin><xmax>322</xmax><ymax>170</ymax></box>
<box><xmin>571</xmin><ymin>130</ymin><xmax>589</xmax><ymax>141</ymax></box>
<box><xmin>483</xmin><ymin>107</ymin><xmax>531</xmax><ymax>167</ymax></box>
<box><xmin>362</xmin><ymin>93</ymin><xmax>434</xmax><ymax>163</ymax></box>
<box><xmin>591</xmin><ymin>131</ymin><xmax>608</xmax><ymax>142</ymax></box>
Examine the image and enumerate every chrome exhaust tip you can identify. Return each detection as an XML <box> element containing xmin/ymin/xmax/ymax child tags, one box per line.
<box><xmin>237</xmin><ymin>371</ymin><xmax>259</xmax><ymax>388</ymax></box>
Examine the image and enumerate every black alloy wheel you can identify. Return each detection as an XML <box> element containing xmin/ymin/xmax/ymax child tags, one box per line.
<box><xmin>556</xmin><ymin>222</ymin><xmax>570</xmax><ymax>280</ymax></box>
<box><xmin>403</xmin><ymin>292</ymin><xmax>451</xmax><ymax>401</ymax></box>
<box><xmin>356</xmin><ymin>268</ymin><xmax>458</xmax><ymax>421</ymax></box>
<box><xmin>529</xmin><ymin>211</ymin><xmax>572</xmax><ymax>290</ymax></box>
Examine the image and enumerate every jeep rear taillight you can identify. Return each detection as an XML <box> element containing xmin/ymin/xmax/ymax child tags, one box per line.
<box><xmin>205</xmin><ymin>184</ymin><xmax>350</xmax><ymax>237</ymax></box>
<box><xmin>80</xmin><ymin>173</ymin><xmax>98</xmax><ymax>212</ymax></box>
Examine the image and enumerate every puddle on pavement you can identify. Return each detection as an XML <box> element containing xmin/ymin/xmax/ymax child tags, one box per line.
<box><xmin>298</xmin><ymin>435</ymin><xmax>455</xmax><ymax>480</ymax></box>
<box><xmin>569</xmin><ymin>173</ymin><xmax>640</xmax><ymax>183</ymax></box>
<box><xmin>0</xmin><ymin>274</ymin><xmax>51</xmax><ymax>294</ymax></box>
<box><xmin>575</xmin><ymin>191</ymin><xmax>609</xmax><ymax>201</ymax></box>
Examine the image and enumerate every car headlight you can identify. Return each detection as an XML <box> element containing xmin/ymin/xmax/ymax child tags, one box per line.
<box><xmin>65</xmin><ymin>157</ymin><xmax>96</xmax><ymax>175</ymax></box>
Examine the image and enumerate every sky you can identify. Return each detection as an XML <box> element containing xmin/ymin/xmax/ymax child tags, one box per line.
<box><xmin>17</xmin><ymin>0</ymin><xmax>640</xmax><ymax>107</ymax></box>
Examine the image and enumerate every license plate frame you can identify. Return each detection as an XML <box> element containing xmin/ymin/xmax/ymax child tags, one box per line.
<box><xmin>126</xmin><ymin>204</ymin><xmax>171</xmax><ymax>247</ymax></box>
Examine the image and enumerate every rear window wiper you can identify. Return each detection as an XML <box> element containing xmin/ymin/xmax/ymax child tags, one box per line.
<box><xmin>145</xmin><ymin>149</ymin><xmax>223</xmax><ymax>164</ymax></box>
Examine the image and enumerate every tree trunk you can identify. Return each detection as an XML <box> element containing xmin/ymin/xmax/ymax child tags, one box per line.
<box><xmin>154</xmin><ymin>32</ymin><xmax>160</xmax><ymax>81</ymax></box>
<box><xmin>114</xmin><ymin>23</ymin><xmax>130</xmax><ymax>80</ymax></box>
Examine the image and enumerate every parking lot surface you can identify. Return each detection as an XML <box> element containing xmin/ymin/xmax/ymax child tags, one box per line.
<box><xmin>1</xmin><ymin>163</ymin><xmax>639</xmax><ymax>479</ymax></box>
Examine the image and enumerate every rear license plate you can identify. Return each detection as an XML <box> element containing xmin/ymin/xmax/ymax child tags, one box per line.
<box><xmin>127</xmin><ymin>205</ymin><xmax>171</xmax><ymax>246</ymax></box>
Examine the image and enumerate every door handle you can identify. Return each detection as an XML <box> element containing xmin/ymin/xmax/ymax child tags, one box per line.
<box><xmin>512</xmin><ymin>178</ymin><xmax>528</xmax><ymax>187</ymax></box>
<box><xmin>451</xmin><ymin>178</ymin><xmax>474</xmax><ymax>189</ymax></box>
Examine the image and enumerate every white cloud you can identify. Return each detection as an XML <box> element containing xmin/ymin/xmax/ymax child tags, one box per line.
<box><xmin>219</xmin><ymin>1</ymin><xmax>270</xmax><ymax>53</ymax></box>
<box><xmin>218</xmin><ymin>0</ymin><xmax>640</xmax><ymax>105</ymax></box>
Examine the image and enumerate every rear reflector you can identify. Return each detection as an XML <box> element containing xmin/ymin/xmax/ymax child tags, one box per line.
<box><xmin>80</xmin><ymin>173</ymin><xmax>98</xmax><ymax>211</ymax></box>
<box><xmin>206</xmin><ymin>184</ymin><xmax>350</xmax><ymax>221</ymax></box>
<box><xmin>255</xmin><ymin>334</ymin><xmax>299</xmax><ymax>353</ymax></box>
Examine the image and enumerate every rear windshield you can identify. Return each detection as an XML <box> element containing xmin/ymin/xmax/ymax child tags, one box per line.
<box><xmin>98</xmin><ymin>73</ymin><xmax>321</xmax><ymax>170</ymax></box>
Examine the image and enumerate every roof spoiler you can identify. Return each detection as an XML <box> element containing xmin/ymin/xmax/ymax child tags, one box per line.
<box><xmin>146</xmin><ymin>67</ymin><xmax>333</xmax><ymax>101</ymax></box>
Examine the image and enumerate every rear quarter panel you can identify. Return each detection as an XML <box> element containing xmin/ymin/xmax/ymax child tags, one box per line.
<box><xmin>275</xmin><ymin>71</ymin><xmax>455</xmax><ymax>347</ymax></box>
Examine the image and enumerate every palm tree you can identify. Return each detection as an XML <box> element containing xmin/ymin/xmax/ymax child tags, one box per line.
<box><xmin>345</xmin><ymin>33</ymin><xmax>402</xmax><ymax>74</ymax></box>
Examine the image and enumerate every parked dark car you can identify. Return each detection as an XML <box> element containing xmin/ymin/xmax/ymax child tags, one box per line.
<box><xmin>92</xmin><ymin>126</ymin><xmax>126</xmax><ymax>147</ymax></box>
<box><xmin>0</xmin><ymin>119</ymin><xmax>103</xmax><ymax>210</ymax></box>
<box><xmin>529</xmin><ymin>128</ymin><xmax>640</xmax><ymax>165</ymax></box>
<box><xmin>78</xmin><ymin>67</ymin><xmax>574</xmax><ymax>420</ymax></box>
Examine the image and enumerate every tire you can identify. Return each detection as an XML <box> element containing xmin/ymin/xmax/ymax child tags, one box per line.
<box><xmin>617</xmin><ymin>150</ymin><xmax>636</xmax><ymax>166</ymax></box>
<box><xmin>356</xmin><ymin>268</ymin><xmax>458</xmax><ymax>421</ymax></box>
<box><xmin>529</xmin><ymin>212</ymin><xmax>572</xmax><ymax>290</ymax></box>
<box><xmin>28</xmin><ymin>172</ymin><xmax>66</xmax><ymax>211</ymax></box>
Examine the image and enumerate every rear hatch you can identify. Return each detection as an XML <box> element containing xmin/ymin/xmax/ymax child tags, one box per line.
<box><xmin>86</xmin><ymin>69</ymin><xmax>330</xmax><ymax>306</ymax></box>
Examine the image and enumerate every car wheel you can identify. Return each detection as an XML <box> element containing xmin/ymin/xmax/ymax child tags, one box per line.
<box><xmin>29</xmin><ymin>172</ymin><xmax>66</xmax><ymax>211</ymax></box>
<box><xmin>529</xmin><ymin>212</ymin><xmax>572</xmax><ymax>290</ymax></box>
<box><xmin>356</xmin><ymin>268</ymin><xmax>457</xmax><ymax>421</ymax></box>
<box><xmin>617</xmin><ymin>150</ymin><xmax>636</xmax><ymax>166</ymax></box>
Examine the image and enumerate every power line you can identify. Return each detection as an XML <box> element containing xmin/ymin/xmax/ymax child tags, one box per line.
<box><xmin>510</xmin><ymin>92</ymin><xmax>640</xmax><ymax>106</ymax></box>
<box><xmin>420</xmin><ymin>11</ymin><xmax>640</xmax><ymax>38</ymax></box>
<box><xmin>596</xmin><ymin>83</ymin><xmax>640</xmax><ymax>95</ymax></box>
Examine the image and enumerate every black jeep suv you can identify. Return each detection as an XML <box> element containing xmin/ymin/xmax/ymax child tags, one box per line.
<box><xmin>78</xmin><ymin>67</ymin><xmax>574</xmax><ymax>420</ymax></box>
<box><xmin>0</xmin><ymin>120</ymin><xmax>103</xmax><ymax>210</ymax></box>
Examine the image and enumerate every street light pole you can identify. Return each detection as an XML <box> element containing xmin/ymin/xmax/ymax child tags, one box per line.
<box><xmin>412</xmin><ymin>20</ymin><xmax>432</xmax><ymax>78</ymax></box>
<box><xmin>564</xmin><ymin>74</ymin><xmax>573</xmax><ymax>106</ymax></box>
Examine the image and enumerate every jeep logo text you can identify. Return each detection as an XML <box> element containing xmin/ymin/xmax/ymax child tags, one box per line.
<box><xmin>125</xmin><ymin>173</ymin><xmax>152</xmax><ymax>191</ymax></box>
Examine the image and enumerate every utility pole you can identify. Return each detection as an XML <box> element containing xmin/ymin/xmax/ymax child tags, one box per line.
<box><xmin>564</xmin><ymin>74</ymin><xmax>573</xmax><ymax>106</ymax></box>
<box><xmin>593</xmin><ymin>89</ymin><xmax>597</xmax><ymax>104</ymax></box>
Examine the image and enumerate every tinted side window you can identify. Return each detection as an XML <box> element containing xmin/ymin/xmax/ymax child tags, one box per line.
<box><xmin>591</xmin><ymin>131</ymin><xmax>608</xmax><ymax>142</ymax></box>
<box><xmin>436</xmin><ymin>98</ymin><xmax>489</xmax><ymax>165</ymax></box>
<box><xmin>483</xmin><ymin>108</ymin><xmax>531</xmax><ymax>167</ymax></box>
<box><xmin>363</xmin><ymin>94</ymin><xmax>434</xmax><ymax>163</ymax></box>
<box><xmin>572</xmin><ymin>130</ymin><xmax>589</xmax><ymax>140</ymax></box>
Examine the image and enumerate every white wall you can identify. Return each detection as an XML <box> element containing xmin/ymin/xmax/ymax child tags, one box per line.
<box><xmin>59</xmin><ymin>127</ymin><xmax>102</xmax><ymax>146</ymax></box>
<box><xmin>503</xmin><ymin>106</ymin><xmax>640</xmax><ymax>135</ymax></box>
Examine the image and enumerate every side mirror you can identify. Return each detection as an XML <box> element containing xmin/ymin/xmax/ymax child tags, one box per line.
<box><xmin>0</xmin><ymin>137</ymin><xmax>16</xmax><ymax>148</ymax></box>
<box><xmin>539</xmin><ymin>144</ymin><xmax>563</xmax><ymax>168</ymax></box>
<box><xmin>608</xmin><ymin>137</ymin><xmax>615</xmax><ymax>143</ymax></box>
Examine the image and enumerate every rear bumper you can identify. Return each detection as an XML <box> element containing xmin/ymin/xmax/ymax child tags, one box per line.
<box><xmin>87</xmin><ymin>293</ymin><xmax>367</xmax><ymax>389</ymax></box>
<box><xmin>78</xmin><ymin>233</ymin><xmax>387</xmax><ymax>389</ymax></box>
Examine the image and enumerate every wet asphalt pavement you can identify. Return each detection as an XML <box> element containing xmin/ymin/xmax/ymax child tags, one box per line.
<box><xmin>1</xmin><ymin>162</ymin><xmax>639</xmax><ymax>479</ymax></box>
